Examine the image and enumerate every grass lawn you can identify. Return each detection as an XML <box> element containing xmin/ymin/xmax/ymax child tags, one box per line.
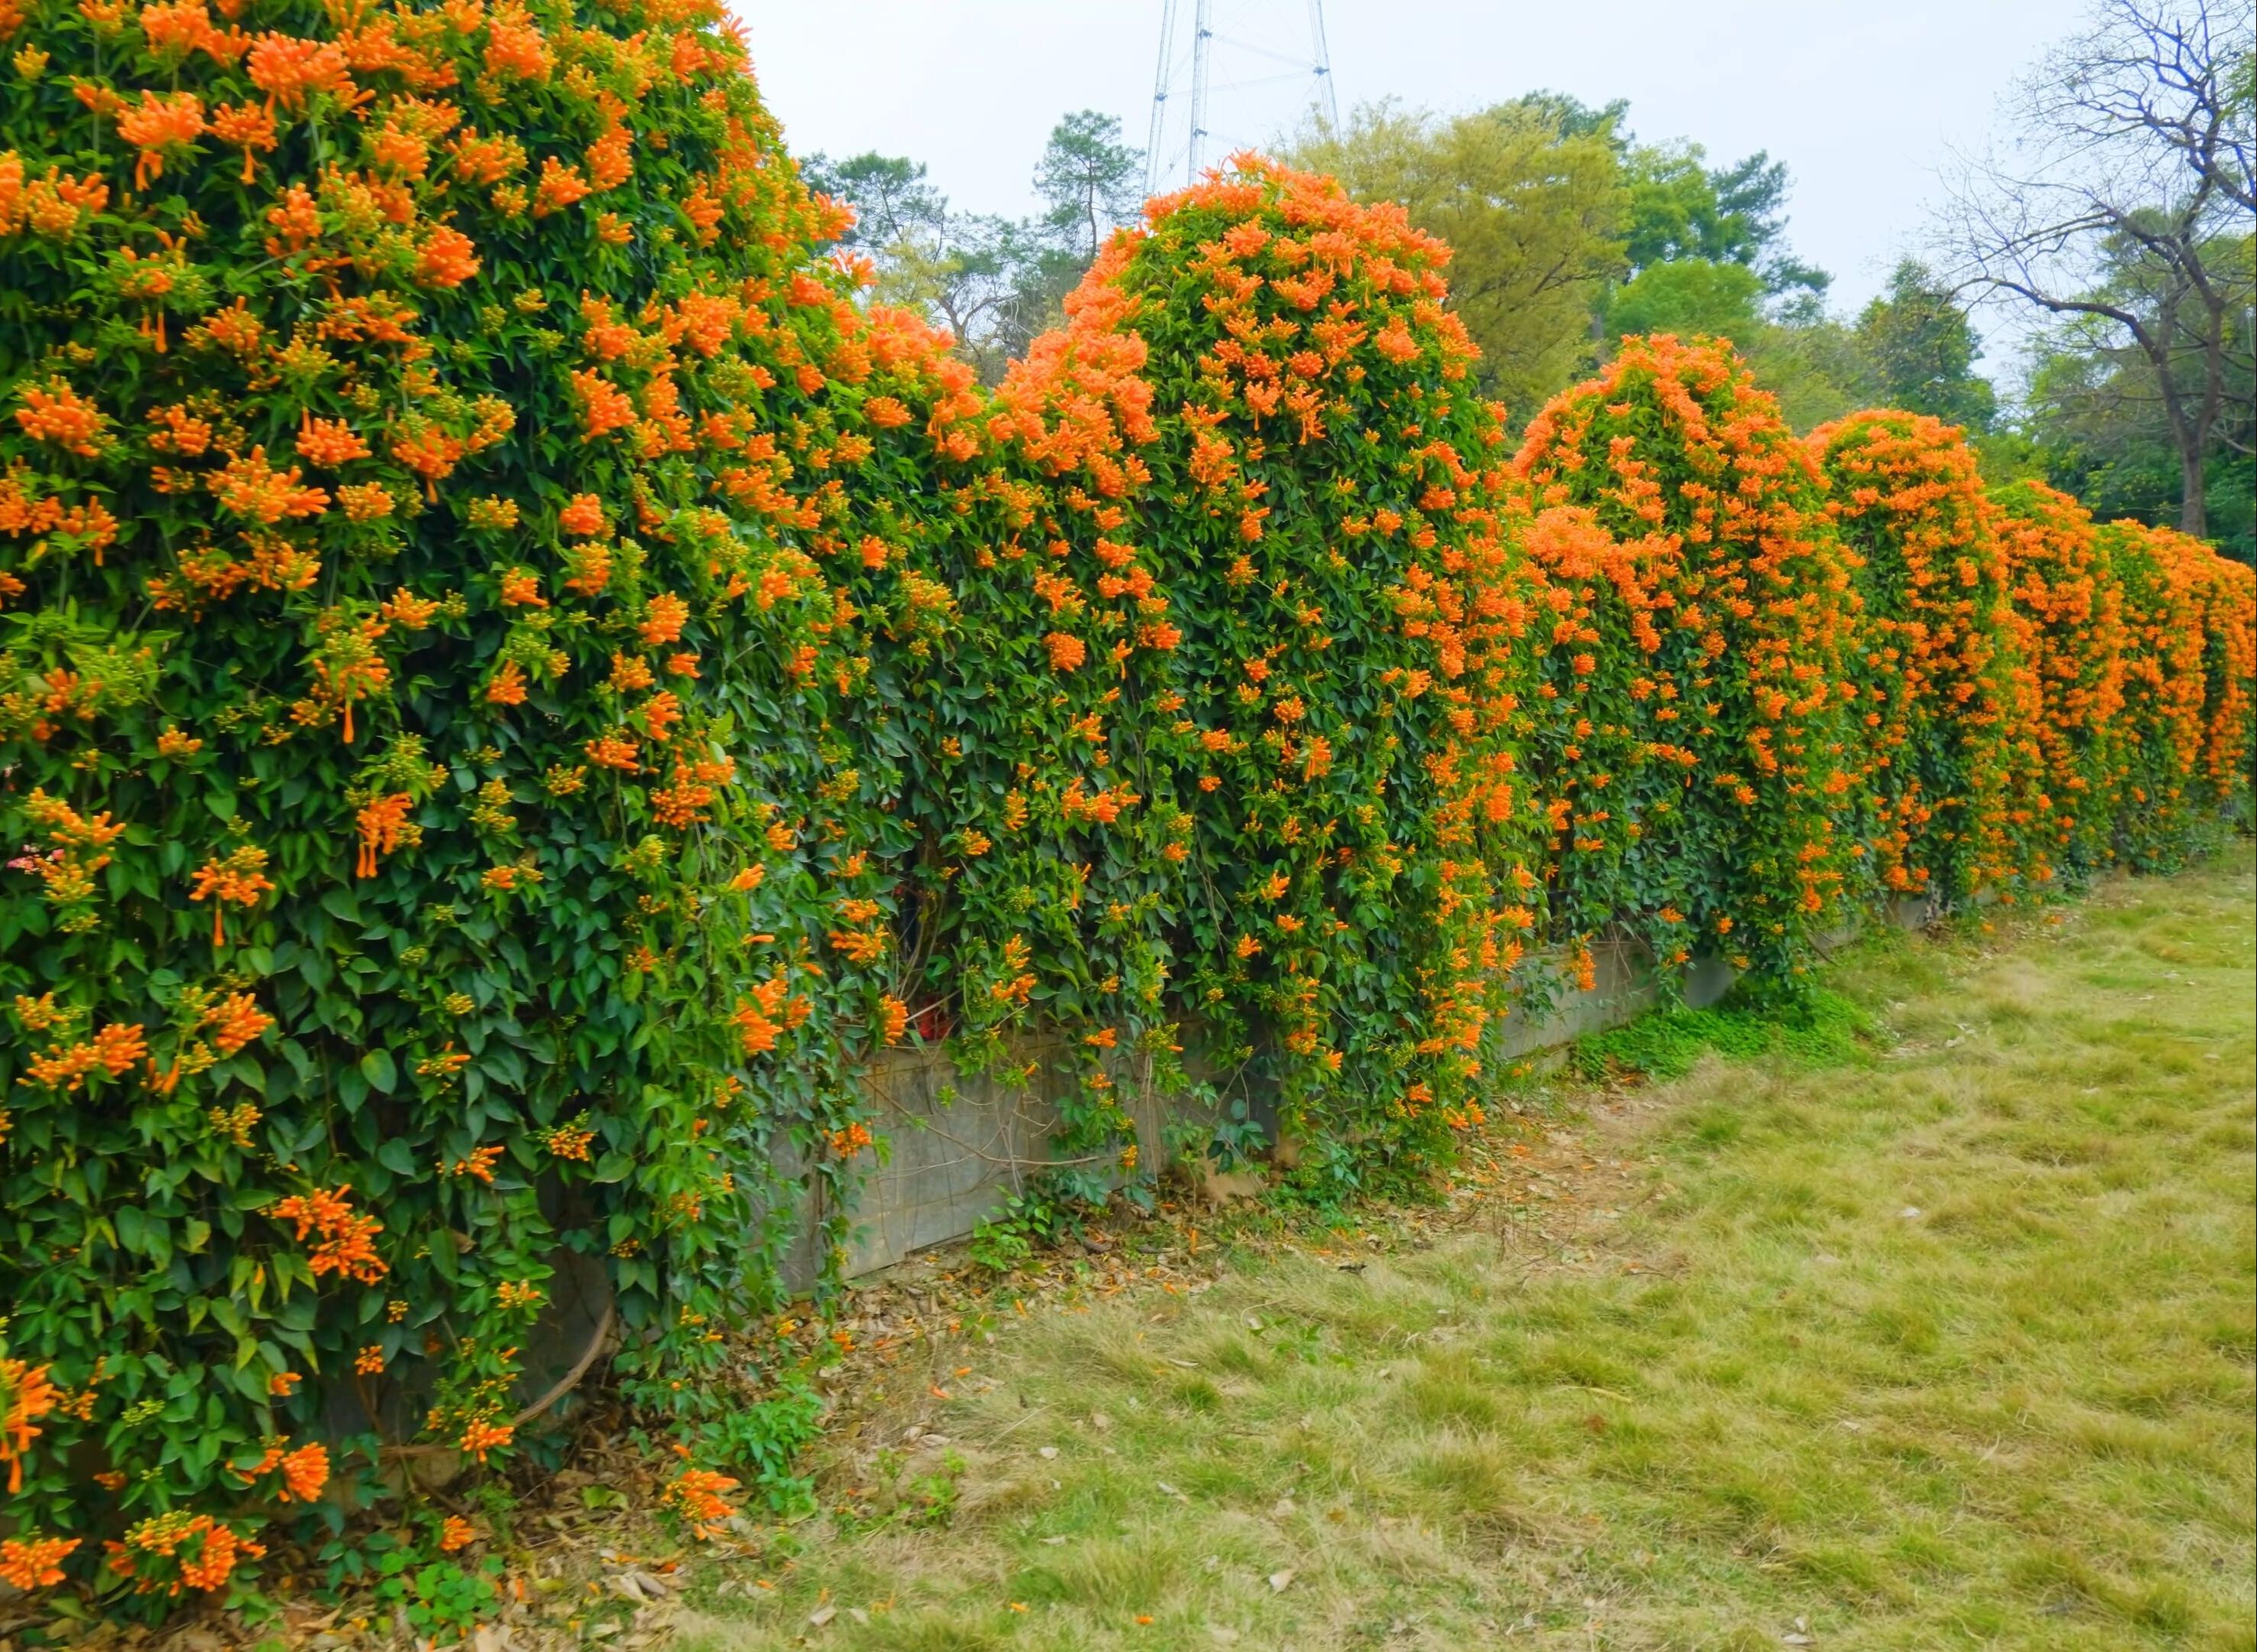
<box><xmin>677</xmin><ymin>852</ymin><xmax>2256</xmax><ymax>1651</ymax></box>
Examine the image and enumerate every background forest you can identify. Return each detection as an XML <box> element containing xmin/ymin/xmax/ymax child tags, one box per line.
<box><xmin>804</xmin><ymin>0</ymin><xmax>2255</xmax><ymax>561</ymax></box>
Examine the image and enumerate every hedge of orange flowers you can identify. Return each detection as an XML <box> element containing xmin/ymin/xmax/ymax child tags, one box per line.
<box><xmin>1813</xmin><ymin>409</ymin><xmax>2049</xmax><ymax>905</ymax></box>
<box><xmin>1514</xmin><ymin>337</ymin><xmax>1863</xmax><ymax>984</ymax></box>
<box><xmin>2</xmin><ymin>0</ymin><xmax>2252</xmax><ymax>1616</ymax></box>
<box><xmin>0</xmin><ymin>0</ymin><xmax>987</xmax><ymax>1605</ymax></box>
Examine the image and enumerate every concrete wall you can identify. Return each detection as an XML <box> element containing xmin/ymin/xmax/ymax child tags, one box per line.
<box><xmin>825</xmin><ymin>935</ymin><xmax>1704</xmax><ymax>1280</ymax></box>
<box><xmin>815</xmin><ymin>895</ymin><xmax>1951</xmax><ymax>1279</ymax></box>
<box><xmin>493</xmin><ymin>913</ymin><xmax>1930</xmax><ymax>1409</ymax></box>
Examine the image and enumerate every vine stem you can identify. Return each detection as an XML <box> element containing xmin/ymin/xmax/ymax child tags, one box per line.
<box><xmin>377</xmin><ymin>1299</ymin><xmax>616</xmax><ymax>1462</ymax></box>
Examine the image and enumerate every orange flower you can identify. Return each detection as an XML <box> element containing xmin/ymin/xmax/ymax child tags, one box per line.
<box><xmin>355</xmin><ymin>794</ymin><xmax>415</xmax><ymax>877</ymax></box>
<box><xmin>459</xmin><ymin>1418</ymin><xmax>512</xmax><ymax>1462</ymax></box>
<box><xmin>21</xmin><ymin>1021</ymin><xmax>147</xmax><ymax>1094</ymax></box>
<box><xmin>0</xmin><ymin>1536</ymin><xmax>80</xmax><ymax>1591</ymax></box>
<box><xmin>543</xmin><ymin>1120</ymin><xmax>595</xmax><ymax>1159</ymax></box>
<box><xmin>295</xmin><ymin>415</ymin><xmax>369</xmax><ymax>468</ymax></box>
<box><xmin>878</xmin><ymin>994</ymin><xmax>909</xmax><ymax>1044</ymax></box>
<box><xmin>109</xmin><ymin>1511</ymin><xmax>265</xmax><ymax>1595</ymax></box>
<box><xmin>209</xmin><ymin>102</ymin><xmax>277</xmax><ymax>180</ymax></box>
<box><xmin>413</xmin><ymin>225</ymin><xmax>480</xmax><ymax>289</ymax></box>
<box><xmin>211</xmin><ymin>447</ymin><xmax>328</xmax><ymax>524</ymax></box>
<box><xmin>277</xmin><ymin>1442</ymin><xmax>328</xmax><ymax>1502</ymax></box>
<box><xmin>662</xmin><ymin>1465</ymin><xmax>740</xmax><ymax>1540</ymax></box>
<box><xmin>2</xmin><ymin>1358</ymin><xmax>59</xmax><ymax>1492</ymax></box>
<box><xmin>639</xmin><ymin>593</ymin><xmax>691</xmax><ymax>647</ymax></box>
<box><xmin>571</xmin><ymin>369</ymin><xmax>636</xmax><ymax>441</ymax></box>
<box><xmin>271</xmin><ymin>1185</ymin><xmax>385</xmax><ymax>1283</ymax></box>
<box><xmin>585</xmin><ymin>733</ymin><xmax>639</xmax><ymax>772</ymax></box>
<box><xmin>1043</xmin><ymin>630</ymin><xmax>1087</xmax><ymax>672</ymax></box>
<box><xmin>532</xmin><ymin>156</ymin><xmax>590</xmax><ymax>216</ymax></box>
<box><xmin>187</xmin><ymin>844</ymin><xmax>274</xmax><ymax>946</ymax></box>
<box><xmin>246</xmin><ymin>32</ymin><xmax>353</xmax><ymax>109</ymax></box>
<box><xmin>558</xmin><ymin>493</ymin><xmax>608</xmax><ymax>535</ymax></box>
<box><xmin>115</xmin><ymin>89</ymin><xmax>205</xmax><ymax>188</ymax></box>
<box><xmin>13</xmin><ymin>379</ymin><xmax>108</xmax><ymax>456</ymax></box>
<box><xmin>441</xmin><ymin>1143</ymin><xmax>505</xmax><ymax>1182</ymax></box>
<box><xmin>486</xmin><ymin>659</ymin><xmax>528</xmax><ymax>705</ymax></box>
<box><xmin>640</xmin><ymin>690</ymin><xmax>682</xmax><ymax>742</ymax></box>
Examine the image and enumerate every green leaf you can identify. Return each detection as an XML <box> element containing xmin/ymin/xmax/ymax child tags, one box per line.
<box><xmin>360</xmin><ymin>1049</ymin><xmax>399</xmax><ymax>1094</ymax></box>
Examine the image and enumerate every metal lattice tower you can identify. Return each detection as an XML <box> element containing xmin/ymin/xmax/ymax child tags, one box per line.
<box><xmin>1145</xmin><ymin>0</ymin><xmax>1339</xmax><ymax>198</ymax></box>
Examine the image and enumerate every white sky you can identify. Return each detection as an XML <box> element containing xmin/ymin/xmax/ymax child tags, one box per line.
<box><xmin>738</xmin><ymin>0</ymin><xmax>2080</xmax><ymax>317</ymax></box>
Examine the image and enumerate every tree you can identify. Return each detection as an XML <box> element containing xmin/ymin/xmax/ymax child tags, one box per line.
<box><xmin>1033</xmin><ymin>110</ymin><xmax>1146</xmax><ymax>262</ymax></box>
<box><xmin>802</xmin><ymin>114</ymin><xmax>1144</xmax><ymax>385</ymax></box>
<box><xmin>1286</xmin><ymin>99</ymin><xmax>1628</xmax><ymax>419</ymax></box>
<box><xmin>1622</xmin><ymin>141</ymin><xmax>1828</xmax><ymax>301</ymax></box>
<box><xmin>1940</xmin><ymin>0</ymin><xmax>2255</xmax><ymax>536</ymax></box>
<box><xmin>1606</xmin><ymin>259</ymin><xmax>1765</xmax><ymax>340</ymax></box>
<box><xmin>1855</xmin><ymin>259</ymin><xmax>2000</xmax><ymax>431</ymax></box>
<box><xmin>2021</xmin><ymin>260</ymin><xmax>2255</xmax><ymax>561</ymax></box>
<box><xmin>801</xmin><ymin>151</ymin><xmax>946</xmax><ymax>248</ymax></box>
<box><xmin>1738</xmin><ymin>317</ymin><xmax>1878</xmax><ymax>434</ymax></box>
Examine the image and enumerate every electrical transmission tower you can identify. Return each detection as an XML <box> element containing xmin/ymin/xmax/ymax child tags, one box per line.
<box><xmin>1145</xmin><ymin>0</ymin><xmax>1339</xmax><ymax>198</ymax></box>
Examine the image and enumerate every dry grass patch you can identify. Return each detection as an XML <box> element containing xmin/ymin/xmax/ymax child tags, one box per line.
<box><xmin>675</xmin><ymin>853</ymin><xmax>2256</xmax><ymax>1650</ymax></box>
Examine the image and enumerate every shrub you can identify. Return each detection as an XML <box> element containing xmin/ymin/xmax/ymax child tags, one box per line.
<box><xmin>1990</xmin><ymin>479</ymin><xmax>2129</xmax><ymax>880</ymax></box>
<box><xmin>2</xmin><ymin>2</ymin><xmax>2252</xmax><ymax>1613</ymax></box>
<box><xmin>847</xmin><ymin>231</ymin><xmax>1186</xmax><ymax>1187</ymax></box>
<box><xmin>2100</xmin><ymin>520</ymin><xmax>2213</xmax><ymax>869</ymax></box>
<box><xmin>1512</xmin><ymin>334</ymin><xmax>1862</xmax><ymax>983</ymax></box>
<box><xmin>1098</xmin><ymin>158</ymin><xmax>1556</xmax><ymax>1175</ymax></box>
<box><xmin>2168</xmin><ymin>532</ymin><xmax>2256</xmax><ymax>818</ymax></box>
<box><xmin>800</xmin><ymin>158</ymin><xmax>1561</xmax><ymax>1189</ymax></box>
<box><xmin>1812</xmin><ymin>410</ymin><xmax>2047</xmax><ymax>902</ymax></box>
<box><xmin>0</xmin><ymin>0</ymin><xmax>970</xmax><ymax>1602</ymax></box>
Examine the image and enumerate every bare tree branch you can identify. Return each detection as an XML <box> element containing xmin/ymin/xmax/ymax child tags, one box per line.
<box><xmin>1937</xmin><ymin>0</ymin><xmax>2255</xmax><ymax>537</ymax></box>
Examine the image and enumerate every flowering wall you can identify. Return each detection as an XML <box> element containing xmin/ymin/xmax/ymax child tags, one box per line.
<box><xmin>1515</xmin><ymin>336</ymin><xmax>1862</xmax><ymax>984</ymax></box>
<box><xmin>1813</xmin><ymin>409</ymin><xmax>2047</xmax><ymax>905</ymax></box>
<box><xmin>0</xmin><ymin>0</ymin><xmax>2251</xmax><ymax>1614</ymax></box>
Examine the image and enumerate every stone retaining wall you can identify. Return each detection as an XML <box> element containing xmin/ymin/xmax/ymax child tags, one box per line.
<box><xmin>824</xmin><ymin>932</ymin><xmax>1741</xmax><ymax>1280</ymax></box>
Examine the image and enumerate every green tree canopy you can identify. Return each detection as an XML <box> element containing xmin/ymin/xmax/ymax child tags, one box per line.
<box><xmin>1855</xmin><ymin>260</ymin><xmax>1999</xmax><ymax>432</ymax></box>
<box><xmin>1621</xmin><ymin>142</ymin><xmax>1827</xmax><ymax>301</ymax></box>
<box><xmin>801</xmin><ymin>112</ymin><xmax>1145</xmax><ymax>384</ymax></box>
<box><xmin>1033</xmin><ymin>110</ymin><xmax>1146</xmax><ymax>262</ymax></box>
<box><xmin>1605</xmin><ymin>259</ymin><xmax>1766</xmax><ymax>340</ymax></box>
<box><xmin>1284</xmin><ymin>98</ymin><xmax>1627</xmax><ymax>419</ymax></box>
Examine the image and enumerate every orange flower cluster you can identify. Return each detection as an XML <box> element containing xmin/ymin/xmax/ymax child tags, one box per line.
<box><xmin>662</xmin><ymin>1463</ymin><xmax>742</xmax><ymax>1540</ymax></box>
<box><xmin>270</xmin><ymin>1186</ymin><xmax>387</xmax><ymax>1283</ymax></box>
<box><xmin>0</xmin><ymin>1533</ymin><xmax>81</xmax><ymax>1591</ymax></box>
<box><xmin>2</xmin><ymin>1355</ymin><xmax>58</xmax><ymax>1493</ymax></box>
<box><xmin>1991</xmin><ymin>480</ymin><xmax>2131</xmax><ymax>873</ymax></box>
<box><xmin>186</xmin><ymin>844</ymin><xmax>275</xmax><ymax>946</ymax></box>
<box><xmin>103</xmin><ymin>1511</ymin><xmax>265</xmax><ymax>1598</ymax></box>
<box><xmin>1516</xmin><ymin>335</ymin><xmax>1862</xmax><ymax>976</ymax></box>
<box><xmin>1813</xmin><ymin>410</ymin><xmax>2047</xmax><ymax>902</ymax></box>
<box><xmin>234</xmin><ymin>1439</ymin><xmax>328</xmax><ymax>1502</ymax></box>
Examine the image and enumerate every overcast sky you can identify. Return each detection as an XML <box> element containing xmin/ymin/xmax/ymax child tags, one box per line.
<box><xmin>739</xmin><ymin>0</ymin><xmax>2080</xmax><ymax>317</ymax></box>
